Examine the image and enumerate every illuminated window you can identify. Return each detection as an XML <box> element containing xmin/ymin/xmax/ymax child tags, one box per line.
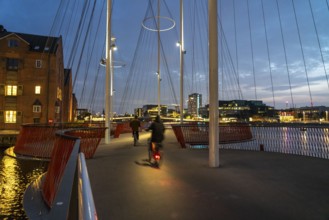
<box><xmin>33</xmin><ymin>105</ymin><xmax>41</xmax><ymax>113</ymax></box>
<box><xmin>55</xmin><ymin>106</ymin><xmax>60</xmax><ymax>114</ymax></box>
<box><xmin>33</xmin><ymin>99</ymin><xmax>42</xmax><ymax>113</ymax></box>
<box><xmin>5</xmin><ymin>85</ymin><xmax>17</xmax><ymax>96</ymax></box>
<box><xmin>35</xmin><ymin>86</ymin><xmax>41</xmax><ymax>94</ymax></box>
<box><xmin>57</xmin><ymin>87</ymin><xmax>62</xmax><ymax>100</ymax></box>
<box><xmin>35</xmin><ymin>60</ymin><xmax>42</xmax><ymax>68</ymax></box>
<box><xmin>5</xmin><ymin>111</ymin><xmax>16</xmax><ymax>123</ymax></box>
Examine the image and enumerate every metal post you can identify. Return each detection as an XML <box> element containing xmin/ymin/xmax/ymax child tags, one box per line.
<box><xmin>209</xmin><ymin>0</ymin><xmax>219</xmax><ymax>167</ymax></box>
<box><xmin>180</xmin><ymin>0</ymin><xmax>184</xmax><ymax>124</ymax></box>
<box><xmin>157</xmin><ymin>0</ymin><xmax>161</xmax><ymax>116</ymax></box>
<box><xmin>105</xmin><ymin>0</ymin><xmax>112</xmax><ymax>144</ymax></box>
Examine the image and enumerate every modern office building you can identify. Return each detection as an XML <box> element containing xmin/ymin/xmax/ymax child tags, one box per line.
<box><xmin>188</xmin><ymin>93</ymin><xmax>202</xmax><ymax>117</ymax></box>
<box><xmin>204</xmin><ymin>99</ymin><xmax>276</xmax><ymax>122</ymax></box>
<box><xmin>142</xmin><ymin>104</ymin><xmax>168</xmax><ymax>117</ymax></box>
<box><xmin>0</xmin><ymin>26</ymin><xmax>74</xmax><ymax>129</ymax></box>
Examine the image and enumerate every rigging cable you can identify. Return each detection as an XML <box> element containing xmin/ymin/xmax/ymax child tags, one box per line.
<box><xmin>275</xmin><ymin>0</ymin><xmax>295</xmax><ymax>108</ymax></box>
<box><xmin>79</xmin><ymin>0</ymin><xmax>103</xmax><ymax>107</ymax></box>
<box><xmin>86</xmin><ymin>0</ymin><xmax>107</xmax><ymax>110</ymax></box>
<box><xmin>219</xmin><ymin>0</ymin><xmax>224</xmax><ymax>100</ymax></box>
<box><xmin>308</xmin><ymin>0</ymin><xmax>329</xmax><ymax>90</ymax></box>
<box><xmin>261</xmin><ymin>0</ymin><xmax>276</xmax><ymax>108</ymax></box>
<box><xmin>247</xmin><ymin>0</ymin><xmax>257</xmax><ymax>100</ymax></box>
<box><xmin>233</xmin><ymin>0</ymin><xmax>240</xmax><ymax>93</ymax></box>
<box><xmin>291</xmin><ymin>0</ymin><xmax>314</xmax><ymax>106</ymax></box>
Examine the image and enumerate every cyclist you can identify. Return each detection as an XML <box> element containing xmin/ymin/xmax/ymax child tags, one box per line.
<box><xmin>145</xmin><ymin>115</ymin><xmax>165</xmax><ymax>161</ymax></box>
<box><xmin>129</xmin><ymin>115</ymin><xmax>141</xmax><ymax>145</ymax></box>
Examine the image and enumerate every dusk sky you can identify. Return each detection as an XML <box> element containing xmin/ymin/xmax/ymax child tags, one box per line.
<box><xmin>1</xmin><ymin>0</ymin><xmax>329</xmax><ymax>113</ymax></box>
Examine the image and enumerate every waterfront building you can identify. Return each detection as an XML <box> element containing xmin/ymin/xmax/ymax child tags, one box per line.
<box><xmin>134</xmin><ymin>108</ymin><xmax>143</xmax><ymax>117</ymax></box>
<box><xmin>188</xmin><ymin>93</ymin><xmax>202</xmax><ymax>117</ymax></box>
<box><xmin>280</xmin><ymin>106</ymin><xmax>329</xmax><ymax>122</ymax></box>
<box><xmin>142</xmin><ymin>104</ymin><xmax>168</xmax><ymax>117</ymax></box>
<box><xmin>204</xmin><ymin>100</ymin><xmax>276</xmax><ymax>122</ymax></box>
<box><xmin>0</xmin><ymin>26</ymin><xmax>74</xmax><ymax>129</ymax></box>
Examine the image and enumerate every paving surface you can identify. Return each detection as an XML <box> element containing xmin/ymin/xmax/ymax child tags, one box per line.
<box><xmin>87</xmin><ymin>129</ymin><xmax>329</xmax><ymax>220</ymax></box>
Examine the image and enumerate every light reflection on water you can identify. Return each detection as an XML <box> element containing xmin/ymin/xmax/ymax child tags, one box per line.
<box><xmin>0</xmin><ymin>150</ymin><xmax>47</xmax><ymax>219</ymax></box>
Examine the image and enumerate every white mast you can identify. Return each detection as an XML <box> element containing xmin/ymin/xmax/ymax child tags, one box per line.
<box><xmin>209</xmin><ymin>0</ymin><xmax>219</xmax><ymax>167</ymax></box>
<box><xmin>105</xmin><ymin>0</ymin><xmax>113</xmax><ymax>144</ymax></box>
<box><xmin>157</xmin><ymin>0</ymin><xmax>161</xmax><ymax>116</ymax></box>
<box><xmin>180</xmin><ymin>0</ymin><xmax>184</xmax><ymax>124</ymax></box>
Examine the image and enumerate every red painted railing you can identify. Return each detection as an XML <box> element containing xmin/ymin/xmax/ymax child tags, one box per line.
<box><xmin>171</xmin><ymin>123</ymin><xmax>253</xmax><ymax>148</ymax></box>
<box><xmin>42</xmin><ymin>135</ymin><xmax>77</xmax><ymax>207</ymax></box>
<box><xmin>14</xmin><ymin>123</ymin><xmax>106</xmax><ymax>159</ymax></box>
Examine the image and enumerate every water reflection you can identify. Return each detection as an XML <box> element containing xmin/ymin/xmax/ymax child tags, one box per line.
<box><xmin>0</xmin><ymin>151</ymin><xmax>47</xmax><ymax>219</ymax></box>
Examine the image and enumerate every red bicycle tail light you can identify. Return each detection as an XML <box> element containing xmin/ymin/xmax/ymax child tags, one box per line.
<box><xmin>154</xmin><ymin>153</ymin><xmax>161</xmax><ymax>160</ymax></box>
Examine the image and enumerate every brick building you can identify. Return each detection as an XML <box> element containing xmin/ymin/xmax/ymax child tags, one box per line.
<box><xmin>0</xmin><ymin>26</ymin><xmax>74</xmax><ymax>129</ymax></box>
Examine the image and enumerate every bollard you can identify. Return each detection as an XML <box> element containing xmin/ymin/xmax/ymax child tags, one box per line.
<box><xmin>260</xmin><ymin>144</ymin><xmax>264</xmax><ymax>151</ymax></box>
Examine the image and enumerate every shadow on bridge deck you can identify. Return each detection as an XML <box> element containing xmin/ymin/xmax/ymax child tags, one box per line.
<box><xmin>87</xmin><ymin>129</ymin><xmax>329</xmax><ymax>220</ymax></box>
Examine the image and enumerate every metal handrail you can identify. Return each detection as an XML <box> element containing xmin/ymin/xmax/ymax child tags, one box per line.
<box><xmin>78</xmin><ymin>153</ymin><xmax>98</xmax><ymax>220</ymax></box>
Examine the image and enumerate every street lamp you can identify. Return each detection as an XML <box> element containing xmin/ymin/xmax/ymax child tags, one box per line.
<box><xmin>104</xmin><ymin>34</ymin><xmax>116</xmax><ymax>143</ymax></box>
<box><xmin>156</xmin><ymin>71</ymin><xmax>161</xmax><ymax>115</ymax></box>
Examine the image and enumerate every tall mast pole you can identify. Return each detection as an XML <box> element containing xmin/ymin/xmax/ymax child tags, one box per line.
<box><xmin>209</xmin><ymin>0</ymin><xmax>219</xmax><ymax>167</ymax></box>
<box><xmin>105</xmin><ymin>0</ymin><xmax>112</xmax><ymax>144</ymax></box>
<box><xmin>157</xmin><ymin>0</ymin><xmax>161</xmax><ymax>116</ymax></box>
<box><xmin>179</xmin><ymin>0</ymin><xmax>184</xmax><ymax>124</ymax></box>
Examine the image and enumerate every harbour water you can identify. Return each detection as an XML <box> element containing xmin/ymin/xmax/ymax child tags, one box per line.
<box><xmin>0</xmin><ymin>150</ymin><xmax>47</xmax><ymax>219</ymax></box>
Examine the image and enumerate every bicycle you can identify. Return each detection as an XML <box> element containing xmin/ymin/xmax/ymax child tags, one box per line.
<box><xmin>148</xmin><ymin>140</ymin><xmax>163</xmax><ymax>168</ymax></box>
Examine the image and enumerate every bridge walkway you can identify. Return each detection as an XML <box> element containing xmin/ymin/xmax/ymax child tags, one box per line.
<box><xmin>87</xmin><ymin>129</ymin><xmax>329</xmax><ymax>220</ymax></box>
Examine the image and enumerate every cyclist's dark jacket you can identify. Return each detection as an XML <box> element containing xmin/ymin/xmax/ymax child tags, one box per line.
<box><xmin>147</xmin><ymin>121</ymin><xmax>165</xmax><ymax>143</ymax></box>
<box><xmin>130</xmin><ymin>119</ymin><xmax>140</xmax><ymax>131</ymax></box>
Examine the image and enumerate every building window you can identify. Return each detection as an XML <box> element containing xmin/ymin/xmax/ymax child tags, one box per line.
<box><xmin>35</xmin><ymin>60</ymin><xmax>42</xmax><ymax>68</ymax></box>
<box><xmin>33</xmin><ymin>118</ymin><xmax>40</xmax><ymax>123</ymax></box>
<box><xmin>55</xmin><ymin>106</ymin><xmax>60</xmax><ymax>114</ymax></box>
<box><xmin>8</xmin><ymin>39</ymin><xmax>19</xmax><ymax>47</ymax></box>
<box><xmin>6</xmin><ymin>58</ymin><xmax>19</xmax><ymax>71</ymax></box>
<box><xmin>35</xmin><ymin>86</ymin><xmax>41</xmax><ymax>94</ymax></box>
<box><xmin>5</xmin><ymin>111</ymin><xmax>16</xmax><ymax>123</ymax></box>
<box><xmin>33</xmin><ymin>105</ymin><xmax>42</xmax><ymax>113</ymax></box>
<box><xmin>5</xmin><ymin>85</ymin><xmax>17</xmax><ymax>96</ymax></box>
<box><xmin>57</xmin><ymin>87</ymin><xmax>62</xmax><ymax>100</ymax></box>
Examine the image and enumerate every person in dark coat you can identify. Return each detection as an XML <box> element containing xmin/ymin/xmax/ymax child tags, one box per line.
<box><xmin>145</xmin><ymin>115</ymin><xmax>165</xmax><ymax>160</ymax></box>
<box><xmin>130</xmin><ymin>115</ymin><xmax>141</xmax><ymax>141</ymax></box>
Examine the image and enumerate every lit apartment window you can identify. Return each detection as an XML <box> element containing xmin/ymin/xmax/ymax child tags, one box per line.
<box><xmin>33</xmin><ymin>105</ymin><xmax>41</xmax><ymax>113</ymax></box>
<box><xmin>5</xmin><ymin>85</ymin><xmax>17</xmax><ymax>96</ymax></box>
<box><xmin>5</xmin><ymin>111</ymin><xmax>16</xmax><ymax>123</ymax></box>
<box><xmin>57</xmin><ymin>87</ymin><xmax>62</xmax><ymax>100</ymax></box>
<box><xmin>6</xmin><ymin>58</ymin><xmax>19</xmax><ymax>71</ymax></box>
<box><xmin>35</xmin><ymin>86</ymin><xmax>41</xmax><ymax>94</ymax></box>
<box><xmin>36</xmin><ymin>60</ymin><xmax>42</xmax><ymax>68</ymax></box>
<box><xmin>33</xmin><ymin>99</ymin><xmax>42</xmax><ymax>113</ymax></box>
<box><xmin>55</xmin><ymin>106</ymin><xmax>60</xmax><ymax>114</ymax></box>
<box><xmin>8</xmin><ymin>39</ymin><xmax>18</xmax><ymax>47</ymax></box>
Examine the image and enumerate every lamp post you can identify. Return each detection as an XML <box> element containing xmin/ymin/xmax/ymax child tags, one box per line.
<box><xmin>156</xmin><ymin>71</ymin><xmax>161</xmax><ymax>115</ymax></box>
<box><xmin>103</xmin><ymin>37</ymin><xmax>116</xmax><ymax>144</ymax></box>
<box><xmin>179</xmin><ymin>0</ymin><xmax>184</xmax><ymax>124</ymax></box>
<box><xmin>105</xmin><ymin>0</ymin><xmax>112</xmax><ymax>144</ymax></box>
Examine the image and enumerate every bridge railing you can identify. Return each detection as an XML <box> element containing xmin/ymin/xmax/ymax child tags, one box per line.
<box><xmin>172</xmin><ymin>123</ymin><xmax>329</xmax><ymax>159</ymax></box>
<box><xmin>14</xmin><ymin>123</ymin><xmax>106</xmax><ymax>159</ymax></box>
<box><xmin>171</xmin><ymin>123</ymin><xmax>253</xmax><ymax>148</ymax></box>
<box><xmin>24</xmin><ymin>128</ymin><xmax>98</xmax><ymax>220</ymax></box>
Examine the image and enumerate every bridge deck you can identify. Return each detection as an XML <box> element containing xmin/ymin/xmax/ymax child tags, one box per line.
<box><xmin>87</xmin><ymin>129</ymin><xmax>329</xmax><ymax>220</ymax></box>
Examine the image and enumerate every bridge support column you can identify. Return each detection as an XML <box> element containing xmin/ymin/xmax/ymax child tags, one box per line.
<box><xmin>209</xmin><ymin>0</ymin><xmax>219</xmax><ymax>167</ymax></box>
